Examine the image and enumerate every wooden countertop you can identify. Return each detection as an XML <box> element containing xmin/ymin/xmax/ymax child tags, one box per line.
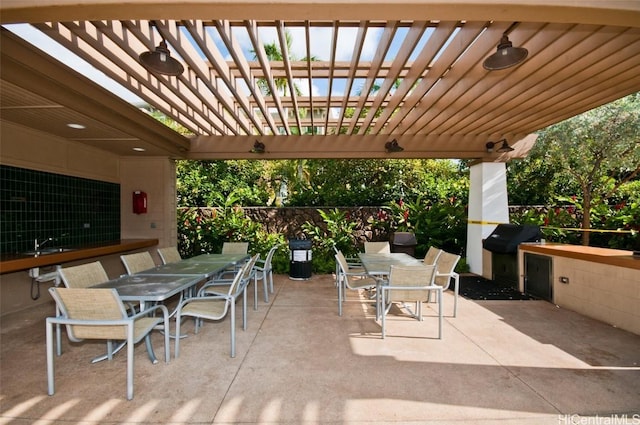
<box><xmin>0</xmin><ymin>239</ymin><xmax>158</xmax><ymax>274</ymax></box>
<box><xmin>519</xmin><ymin>243</ymin><xmax>640</xmax><ymax>270</ymax></box>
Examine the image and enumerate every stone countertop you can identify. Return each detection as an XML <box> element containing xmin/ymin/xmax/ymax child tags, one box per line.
<box><xmin>519</xmin><ymin>243</ymin><xmax>640</xmax><ymax>270</ymax></box>
<box><xmin>0</xmin><ymin>239</ymin><xmax>159</xmax><ymax>274</ymax></box>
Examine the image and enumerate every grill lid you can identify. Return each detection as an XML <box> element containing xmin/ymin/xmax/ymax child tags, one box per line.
<box><xmin>482</xmin><ymin>224</ymin><xmax>542</xmax><ymax>254</ymax></box>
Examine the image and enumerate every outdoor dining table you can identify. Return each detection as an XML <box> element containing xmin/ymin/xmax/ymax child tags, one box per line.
<box><xmin>358</xmin><ymin>252</ymin><xmax>425</xmax><ymax>276</ymax></box>
<box><xmin>139</xmin><ymin>253</ymin><xmax>250</xmax><ymax>280</ymax></box>
<box><xmin>89</xmin><ymin>253</ymin><xmax>250</xmax><ymax>362</ymax></box>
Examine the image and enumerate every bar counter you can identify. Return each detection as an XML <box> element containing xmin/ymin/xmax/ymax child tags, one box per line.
<box><xmin>0</xmin><ymin>239</ymin><xmax>159</xmax><ymax>274</ymax></box>
<box><xmin>519</xmin><ymin>243</ymin><xmax>639</xmax><ymax>271</ymax></box>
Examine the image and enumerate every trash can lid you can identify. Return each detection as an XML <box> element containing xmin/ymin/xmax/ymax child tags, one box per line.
<box><xmin>289</xmin><ymin>239</ymin><xmax>312</xmax><ymax>249</ymax></box>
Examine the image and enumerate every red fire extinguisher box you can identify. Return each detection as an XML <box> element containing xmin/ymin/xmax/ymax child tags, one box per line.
<box><xmin>132</xmin><ymin>191</ymin><xmax>147</xmax><ymax>214</ymax></box>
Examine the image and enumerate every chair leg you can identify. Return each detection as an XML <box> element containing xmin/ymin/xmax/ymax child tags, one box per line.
<box><xmin>268</xmin><ymin>270</ymin><xmax>274</xmax><ymax>294</ymax></box>
<box><xmin>126</xmin><ymin>324</ymin><xmax>134</xmax><ymax>400</ymax></box>
<box><xmin>46</xmin><ymin>320</ymin><xmax>56</xmax><ymax>396</ymax></box>
<box><xmin>143</xmin><ymin>335</ymin><xmax>158</xmax><ymax>364</ymax></box>
<box><xmin>174</xmin><ymin>314</ymin><xmax>182</xmax><ymax>358</ymax></box>
<box><xmin>253</xmin><ymin>275</ymin><xmax>258</xmax><ymax>311</ymax></box>
<box><xmin>437</xmin><ymin>288</ymin><xmax>443</xmax><ymax>339</ymax></box>
<box><xmin>55</xmin><ymin>323</ymin><xmax>62</xmax><ymax>357</ymax></box>
<box><xmin>337</xmin><ymin>276</ymin><xmax>343</xmax><ymax>316</ymax></box>
<box><xmin>453</xmin><ymin>275</ymin><xmax>459</xmax><ymax>317</ymax></box>
<box><xmin>230</xmin><ymin>302</ymin><xmax>236</xmax><ymax>358</ymax></box>
<box><xmin>242</xmin><ymin>287</ymin><xmax>248</xmax><ymax>331</ymax></box>
<box><xmin>263</xmin><ymin>274</ymin><xmax>269</xmax><ymax>303</ymax></box>
<box><xmin>381</xmin><ymin>289</ymin><xmax>387</xmax><ymax>339</ymax></box>
<box><xmin>162</xmin><ymin>311</ymin><xmax>170</xmax><ymax>363</ymax></box>
<box><xmin>55</xmin><ymin>305</ymin><xmax>62</xmax><ymax>356</ymax></box>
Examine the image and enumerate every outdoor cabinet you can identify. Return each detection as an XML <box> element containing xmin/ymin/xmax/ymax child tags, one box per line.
<box><xmin>524</xmin><ymin>253</ymin><xmax>553</xmax><ymax>301</ymax></box>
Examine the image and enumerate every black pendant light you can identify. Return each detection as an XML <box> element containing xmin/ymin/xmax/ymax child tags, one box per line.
<box><xmin>139</xmin><ymin>39</ymin><xmax>184</xmax><ymax>76</ymax></box>
<box><xmin>483</xmin><ymin>34</ymin><xmax>528</xmax><ymax>71</ymax></box>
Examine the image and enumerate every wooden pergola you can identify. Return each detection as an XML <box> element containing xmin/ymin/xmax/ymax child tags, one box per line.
<box><xmin>1</xmin><ymin>1</ymin><xmax>639</xmax><ymax>160</ymax></box>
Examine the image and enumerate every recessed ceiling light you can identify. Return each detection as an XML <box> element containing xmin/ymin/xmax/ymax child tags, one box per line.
<box><xmin>132</xmin><ymin>147</ymin><xmax>146</xmax><ymax>152</ymax></box>
<box><xmin>67</xmin><ymin>123</ymin><xmax>86</xmax><ymax>129</ymax></box>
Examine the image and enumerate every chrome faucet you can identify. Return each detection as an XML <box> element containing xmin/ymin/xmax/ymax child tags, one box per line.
<box><xmin>34</xmin><ymin>237</ymin><xmax>54</xmax><ymax>251</ymax></box>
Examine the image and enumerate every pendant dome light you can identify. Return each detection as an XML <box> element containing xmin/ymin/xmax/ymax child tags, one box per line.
<box><xmin>139</xmin><ymin>34</ymin><xmax>184</xmax><ymax>76</ymax></box>
<box><xmin>483</xmin><ymin>34</ymin><xmax>528</xmax><ymax>71</ymax></box>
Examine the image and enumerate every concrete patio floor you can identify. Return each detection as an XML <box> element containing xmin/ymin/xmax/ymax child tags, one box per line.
<box><xmin>1</xmin><ymin>273</ymin><xmax>639</xmax><ymax>425</ymax></box>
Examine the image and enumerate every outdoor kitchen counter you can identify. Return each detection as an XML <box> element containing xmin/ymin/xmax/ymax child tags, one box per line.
<box><xmin>0</xmin><ymin>239</ymin><xmax>159</xmax><ymax>274</ymax></box>
<box><xmin>519</xmin><ymin>243</ymin><xmax>639</xmax><ymax>336</ymax></box>
<box><xmin>519</xmin><ymin>243</ymin><xmax>640</xmax><ymax>270</ymax></box>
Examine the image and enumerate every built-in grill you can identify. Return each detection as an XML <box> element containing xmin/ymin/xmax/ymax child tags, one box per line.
<box><xmin>482</xmin><ymin>224</ymin><xmax>542</xmax><ymax>287</ymax></box>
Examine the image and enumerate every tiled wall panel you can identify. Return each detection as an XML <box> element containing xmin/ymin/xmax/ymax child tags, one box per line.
<box><xmin>0</xmin><ymin>165</ymin><xmax>120</xmax><ymax>254</ymax></box>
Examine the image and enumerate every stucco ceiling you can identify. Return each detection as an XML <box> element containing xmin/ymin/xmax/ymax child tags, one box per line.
<box><xmin>1</xmin><ymin>1</ymin><xmax>639</xmax><ymax>160</ymax></box>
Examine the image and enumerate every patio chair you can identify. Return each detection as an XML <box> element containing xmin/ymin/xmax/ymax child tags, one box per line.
<box><xmin>335</xmin><ymin>251</ymin><xmax>383</xmax><ymax>317</ymax></box>
<box><xmin>56</xmin><ymin>261</ymin><xmax>112</xmax><ymax>356</ymax></box>
<box><xmin>222</xmin><ymin>242</ymin><xmax>249</xmax><ymax>254</ymax></box>
<box><xmin>46</xmin><ymin>287</ymin><xmax>170</xmax><ymax>400</ymax></box>
<box><xmin>59</xmin><ymin>261</ymin><xmax>109</xmax><ymax>288</ymax></box>
<box><xmin>120</xmin><ymin>251</ymin><xmax>156</xmax><ymax>275</ymax></box>
<box><xmin>433</xmin><ymin>251</ymin><xmax>461</xmax><ymax>317</ymax></box>
<box><xmin>216</xmin><ymin>242</ymin><xmax>250</xmax><ymax>277</ymax></box>
<box><xmin>254</xmin><ymin>244</ymin><xmax>278</xmax><ymax>303</ymax></box>
<box><xmin>379</xmin><ymin>264</ymin><xmax>441</xmax><ymax>339</ymax></box>
<box><xmin>200</xmin><ymin>253</ymin><xmax>259</xmax><ymax>312</ymax></box>
<box><xmin>423</xmin><ymin>246</ymin><xmax>443</xmax><ymax>265</ymax></box>
<box><xmin>332</xmin><ymin>245</ymin><xmax>364</xmax><ymax>287</ymax></box>
<box><xmin>157</xmin><ymin>246</ymin><xmax>181</xmax><ymax>264</ymax></box>
<box><xmin>174</xmin><ymin>259</ymin><xmax>252</xmax><ymax>358</ymax></box>
<box><xmin>364</xmin><ymin>241</ymin><xmax>391</xmax><ymax>254</ymax></box>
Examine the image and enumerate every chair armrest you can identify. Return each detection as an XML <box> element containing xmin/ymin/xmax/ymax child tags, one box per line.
<box><xmin>381</xmin><ymin>284</ymin><xmax>440</xmax><ymax>291</ymax></box>
<box><xmin>134</xmin><ymin>304</ymin><xmax>169</xmax><ymax>320</ymax></box>
<box><xmin>46</xmin><ymin>316</ymin><xmax>132</xmax><ymax>326</ymax></box>
<box><xmin>179</xmin><ymin>295</ymin><xmax>230</xmax><ymax>306</ymax></box>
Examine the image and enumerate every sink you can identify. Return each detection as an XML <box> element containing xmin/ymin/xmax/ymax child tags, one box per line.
<box><xmin>21</xmin><ymin>248</ymin><xmax>75</xmax><ymax>257</ymax></box>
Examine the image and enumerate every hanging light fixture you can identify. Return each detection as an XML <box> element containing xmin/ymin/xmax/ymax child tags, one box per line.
<box><xmin>250</xmin><ymin>140</ymin><xmax>266</xmax><ymax>154</ymax></box>
<box><xmin>385</xmin><ymin>139</ymin><xmax>404</xmax><ymax>153</ymax></box>
<box><xmin>139</xmin><ymin>39</ymin><xmax>184</xmax><ymax>76</ymax></box>
<box><xmin>486</xmin><ymin>139</ymin><xmax>515</xmax><ymax>153</ymax></box>
<box><xmin>483</xmin><ymin>34</ymin><xmax>528</xmax><ymax>71</ymax></box>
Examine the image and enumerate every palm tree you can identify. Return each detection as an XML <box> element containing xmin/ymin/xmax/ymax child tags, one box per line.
<box><xmin>253</xmin><ymin>30</ymin><xmax>317</xmax><ymax>97</ymax></box>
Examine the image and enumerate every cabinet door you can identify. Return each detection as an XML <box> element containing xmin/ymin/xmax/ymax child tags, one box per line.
<box><xmin>524</xmin><ymin>253</ymin><xmax>552</xmax><ymax>301</ymax></box>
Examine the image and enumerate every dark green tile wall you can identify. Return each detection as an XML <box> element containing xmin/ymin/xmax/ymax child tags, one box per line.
<box><xmin>0</xmin><ymin>165</ymin><xmax>120</xmax><ymax>254</ymax></box>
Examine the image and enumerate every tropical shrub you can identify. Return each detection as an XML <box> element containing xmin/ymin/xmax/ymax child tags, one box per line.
<box><xmin>302</xmin><ymin>208</ymin><xmax>359</xmax><ymax>273</ymax></box>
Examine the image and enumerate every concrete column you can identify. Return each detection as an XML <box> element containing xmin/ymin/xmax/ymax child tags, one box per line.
<box><xmin>466</xmin><ymin>161</ymin><xmax>509</xmax><ymax>275</ymax></box>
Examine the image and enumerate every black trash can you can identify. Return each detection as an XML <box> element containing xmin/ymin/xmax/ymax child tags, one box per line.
<box><xmin>390</xmin><ymin>232</ymin><xmax>417</xmax><ymax>257</ymax></box>
<box><xmin>289</xmin><ymin>238</ymin><xmax>312</xmax><ymax>280</ymax></box>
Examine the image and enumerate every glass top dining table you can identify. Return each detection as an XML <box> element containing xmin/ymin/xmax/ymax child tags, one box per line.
<box><xmin>91</xmin><ymin>253</ymin><xmax>250</xmax><ymax>307</ymax></box>
<box><xmin>139</xmin><ymin>253</ymin><xmax>250</xmax><ymax>279</ymax></box>
<box><xmin>358</xmin><ymin>252</ymin><xmax>424</xmax><ymax>276</ymax></box>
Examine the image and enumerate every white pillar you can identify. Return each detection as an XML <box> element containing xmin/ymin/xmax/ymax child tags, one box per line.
<box><xmin>466</xmin><ymin>162</ymin><xmax>509</xmax><ymax>275</ymax></box>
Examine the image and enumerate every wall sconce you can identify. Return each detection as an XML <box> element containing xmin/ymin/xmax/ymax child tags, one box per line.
<box><xmin>486</xmin><ymin>139</ymin><xmax>515</xmax><ymax>153</ymax></box>
<box><xmin>483</xmin><ymin>33</ymin><xmax>528</xmax><ymax>71</ymax></box>
<box><xmin>250</xmin><ymin>140</ymin><xmax>266</xmax><ymax>153</ymax></box>
<box><xmin>385</xmin><ymin>139</ymin><xmax>404</xmax><ymax>153</ymax></box>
